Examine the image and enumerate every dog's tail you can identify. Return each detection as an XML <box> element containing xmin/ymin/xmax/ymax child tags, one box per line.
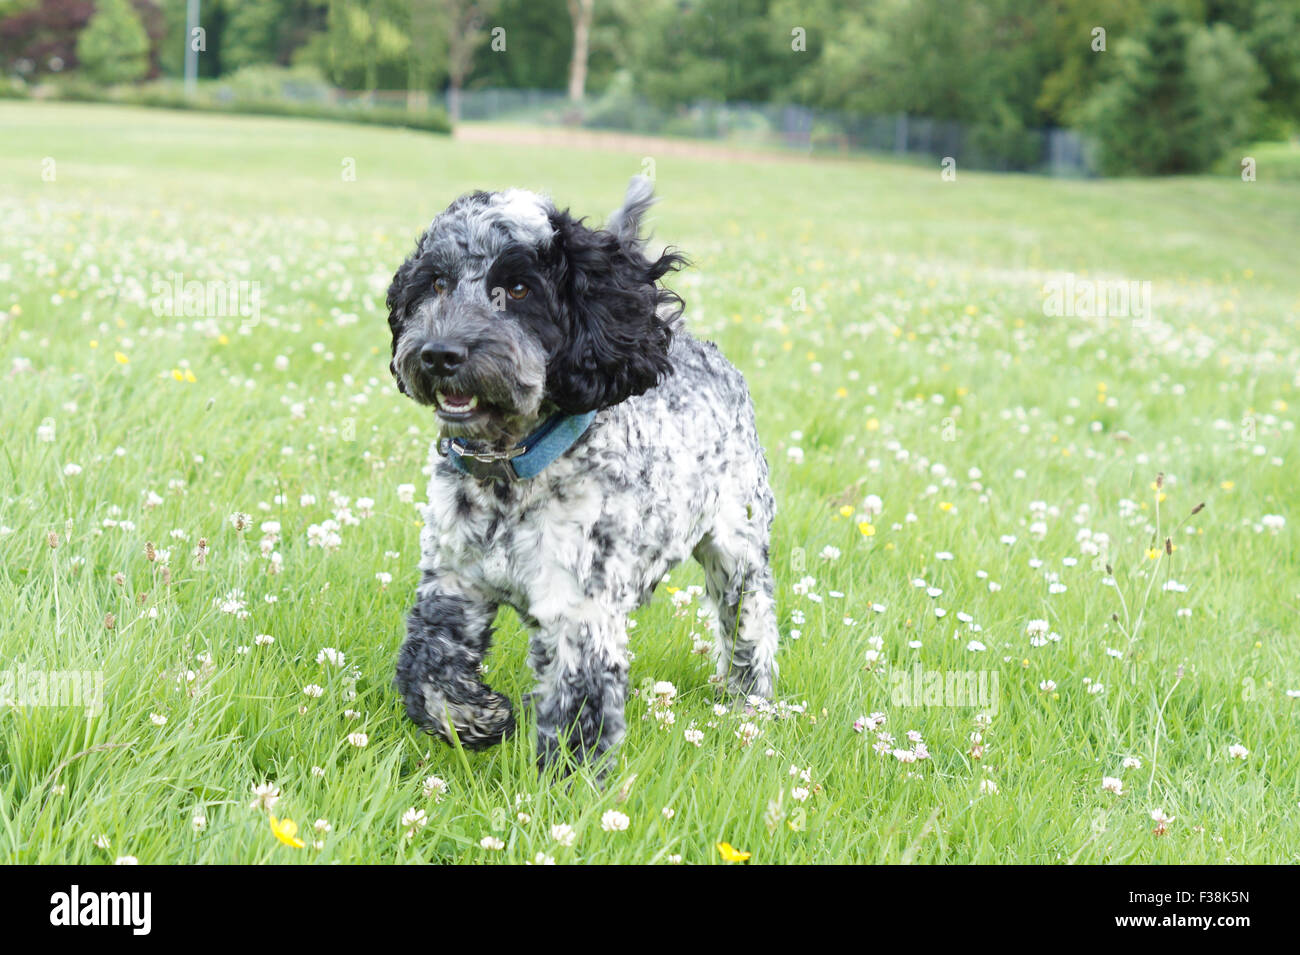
<box><xmin>605</xmin><ymin>175</ymin><xmax>657</xmax><ymax>249</ymax></box>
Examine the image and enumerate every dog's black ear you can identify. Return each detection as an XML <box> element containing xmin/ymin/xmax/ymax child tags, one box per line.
<box><xmin>547</xmin><ymin>178</ymin><xmax>687</xmax><ymax>414</ymax></box>
<box><xmin>386</xmin><ymin>242</ymin><xmax>428</xmax><ymax>395</ymax></box>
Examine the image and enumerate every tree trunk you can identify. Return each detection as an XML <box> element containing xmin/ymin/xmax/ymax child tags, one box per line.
<box><xmin>448</xmin><ymin>79</ymin><xmax>461</xmax><ymax>122</ymax></box>
<box><xmin>566</xmin><ymin>0</ymin><xmax>593</xmax><ymax>102</ymax></box>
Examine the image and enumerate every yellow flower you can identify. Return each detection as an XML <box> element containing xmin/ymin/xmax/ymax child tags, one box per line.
<box><xmin>865</xmin><ymin>418</ymin><xmax>879</xmax><ymax>432</ymax></box>
<box><xmin>858</xmin><ymin>521</ymin><xmax>875</xmax><ymax>537</ymax></box>
<box><xmin>184</xmin><ymin>368</ymin><xmax>196</xmax><ymax>383</ymax></box>
<box><xmin>270</xmin><ymin>815</ymin><xmax>304</xmax><ymax>848</ymax></box>
<box><xmin>838</xmin><ymin>505</ymin><xmax>854</xmax><ymax>518</ymax></box>
<box><xmin>716</xmin><ymin>841</ymin><xmax>750</xmax><ymax>863</ymax></box>
<box><xmin>114</xmin><ymin>351</ymin><xmax>129</xmax><ymax>364</ymax></box>
<box><xmin>939</xmin><ymin>501</ymin><xmax>953</xmax><ymax>512</ymax></box>
<box><xmin>1145</xmin><ymin>548</ymin><xmax>1160</xmax><ymax>560</ymax></box>
<box><xmin>1220</xmin><ymin>480</ymin><xmax>1235</xmax><ymax>491</ymax></box>
<box><xmin>172</xmin><ymin>368</ymin><xmax>185</xmax><ymax>382</ymax></box>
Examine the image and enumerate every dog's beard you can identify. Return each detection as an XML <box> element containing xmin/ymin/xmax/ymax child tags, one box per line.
<box><xmin>393</xmin><ymin>338</ymin><xmax>548</xmax><ymax>449</ymax></box>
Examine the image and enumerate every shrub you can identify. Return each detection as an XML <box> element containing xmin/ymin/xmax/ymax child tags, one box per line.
<box><xmin>75</xmin><ymin>0</ymin><xmax>149</xmax><ymax>85</ymax></box>
<box><xmin>1079</xmin><ymin>3</ymin><xmax>1265</xmax><ymax>175</ymax></box>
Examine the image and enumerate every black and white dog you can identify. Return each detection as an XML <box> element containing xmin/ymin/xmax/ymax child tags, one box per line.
<box><xmin>386</xmin><ymin>177</ymin><xmax>779</xmax><ymax>772</ymax></box>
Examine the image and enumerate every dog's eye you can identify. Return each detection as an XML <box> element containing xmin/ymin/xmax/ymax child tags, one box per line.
<box><xmin>433</xmin><ymin>276</ymin><xmax>450</xmax><ymax>295</ymax></box>
<box><xmin>507</xmin><ymin>282</ymin><xmax>529</xmax><ymax>300</ymax></box>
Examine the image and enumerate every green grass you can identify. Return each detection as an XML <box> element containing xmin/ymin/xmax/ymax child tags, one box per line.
<box><xmin>1</xmin><ymin>100</ymin><xmax>1297</xmax><ymax>864</ymax></box>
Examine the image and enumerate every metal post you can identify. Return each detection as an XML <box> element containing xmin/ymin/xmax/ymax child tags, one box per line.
<box><xmin>184</xmin><ymin>0</ymin><xmax>200</xmax><ymax>97</ymax></box>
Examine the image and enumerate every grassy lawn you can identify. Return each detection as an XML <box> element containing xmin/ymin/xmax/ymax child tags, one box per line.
<box><xmin>1</xmin><ymin>100</ymin><xmax>1297</xmax><ymax>864</ymax></box>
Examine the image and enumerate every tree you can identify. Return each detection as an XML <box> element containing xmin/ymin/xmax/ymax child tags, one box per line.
<box><xmin>439</xmin><ymin>0</ymin><xmax>496</xmax><ymax>121</ymax></box>
<box><xmin>1079</xmin><ymin>3</ymin><xmax>1264</xmax><ymax>175</ymax></box>
<box><xmin>566</xmin><ymin>0</ymin><xmax>592</xmax><ymax>101</ymax></box>
<box><xmin>76</xmin><ymin>0</ymin><xmax>149</xmax><ymax>84</ymax></box>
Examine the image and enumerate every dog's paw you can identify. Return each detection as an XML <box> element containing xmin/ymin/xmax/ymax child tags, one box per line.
<box><xmin>400</xmin><ymin>678</ymin><xmax>515</xmax><ymax>750</ymax></box>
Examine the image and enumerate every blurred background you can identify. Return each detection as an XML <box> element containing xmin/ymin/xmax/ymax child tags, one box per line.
<box><xmin>1</xmin><ymin>0</ymin><xmax>1298</xmax><ymax>178</ymax></box>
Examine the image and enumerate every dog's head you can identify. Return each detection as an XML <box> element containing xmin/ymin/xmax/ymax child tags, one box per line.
<box><xmin>385</xmin><ymin>177</ymin><xmax>686</xmax><ymax>445</ymax></box>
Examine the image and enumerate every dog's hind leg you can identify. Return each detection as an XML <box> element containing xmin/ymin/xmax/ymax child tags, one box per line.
<box><xmin>395</xmin><ymin>572</ymin><xmax>514</xmax><ymax>749</ymax></box>
<box><xmin>693</xmin><ymin>493</ymin><xmax>780</xmax><ymax>702</ymax></box>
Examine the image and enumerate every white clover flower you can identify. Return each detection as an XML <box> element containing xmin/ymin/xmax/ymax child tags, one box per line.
<box><xmin>1228</xmin><ymin>744</ymin><xmax>1249</xmax><ymax>760</ymax></box>
<box><xmin>1101</xmin><ymin>776</ymin><xmax>1124</xmax><ymax>795</ymax></box>
<box><xmin>317</xmin><ymin>647</ymin><xmax>346</xmax><ymax>667</ymax></box>
<box><xmin>551</xmin><ymin>823</ymin><xmax>577</xmax><ymax>847</ymax></box>
<box><xmin>600</xmin><ymin>810</ymin><xmax>630</xmax><ymax>832</ymax></box>
<box><xmin>249</xmin><ymin>783</ymin><xmax>280</xmax><ymax>811</ymax></box>
<box><xmin>480</xmin><ymin>835</ymin><xmax>505</xmax><ymax>850</ymax></box>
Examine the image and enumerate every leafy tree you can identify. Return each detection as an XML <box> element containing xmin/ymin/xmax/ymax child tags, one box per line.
<box><xmin>76</xmin><ymin>0</ymin><xmax>150</xmax><ymax>84</ymax></box>
<box><xmin>1079</xmin><ymin>3</ymin><xmax>1264</xmax><ymax>174</ymax></box>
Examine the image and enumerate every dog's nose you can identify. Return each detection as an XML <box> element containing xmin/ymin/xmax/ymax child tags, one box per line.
<box><xmin>420</xmin><ymin>341</ymin><xmax>467</xmax><ymax>376</ymax></box>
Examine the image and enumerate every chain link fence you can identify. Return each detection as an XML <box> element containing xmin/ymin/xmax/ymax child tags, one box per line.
<box><xmin>448</xmin><ymin>88</ymin><xmax>1096</xmax><ymax>177</ymax></box>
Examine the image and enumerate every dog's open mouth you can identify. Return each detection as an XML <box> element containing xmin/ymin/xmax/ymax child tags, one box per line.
<box><xmin>435</xmin><ymin>390</ymin><xmax>482</xmax><ymax>420</ymax></box>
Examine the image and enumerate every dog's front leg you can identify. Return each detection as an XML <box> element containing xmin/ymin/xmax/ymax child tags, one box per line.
<box><xmin>396</xmin><ymin>574</ymin><xmax>513</xmax><ymax>749</ymax></box>
<box><xmin>530</xmin><ymin>615</ymin><xmax>629</xmax><ymax>774</ymax></box>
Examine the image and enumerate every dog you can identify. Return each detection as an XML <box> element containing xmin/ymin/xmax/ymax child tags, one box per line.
<box><xmin>385</xmin><ymin>177</ymin><xmax>779</xmax><ymax>772</ymax></box>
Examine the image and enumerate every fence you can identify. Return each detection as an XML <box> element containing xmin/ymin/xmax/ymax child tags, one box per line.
<box><xmin>446</xmin><ymin>88</ymin><xmax>1097</xmax><ymax>177</ymax></box>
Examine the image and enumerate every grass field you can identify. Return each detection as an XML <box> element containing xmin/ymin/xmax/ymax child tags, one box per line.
<box><xmin>1</xmin><ymin>101</ymin><xmax>1298</xmax><ymax>864</ymax></box>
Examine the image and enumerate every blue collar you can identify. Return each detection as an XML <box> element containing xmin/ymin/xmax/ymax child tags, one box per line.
<box><xmin>438</xmin><ymin>411</ymin><xmax>597</xmax><ymax>483</ymax></box>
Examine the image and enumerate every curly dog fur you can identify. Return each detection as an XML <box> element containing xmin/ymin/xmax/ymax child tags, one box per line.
<box><xmin>385</xmin><ymin>177</ymin><xmax>779</xmax><ymax>773</ymax></box>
